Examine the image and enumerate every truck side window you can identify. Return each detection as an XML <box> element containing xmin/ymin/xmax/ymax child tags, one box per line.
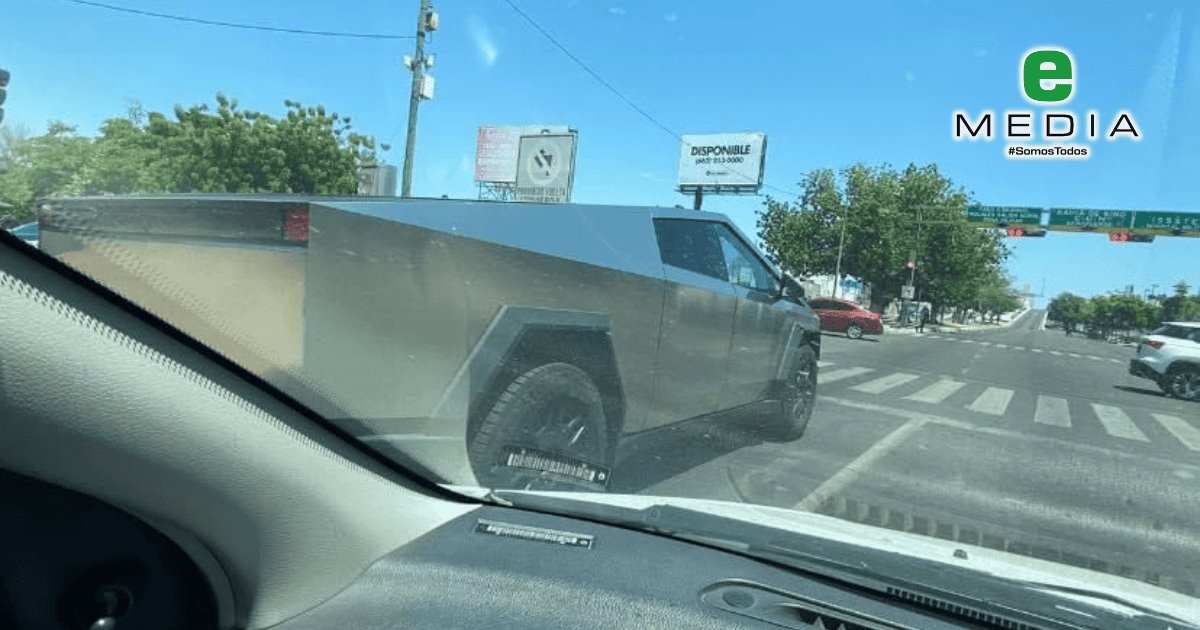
<box><xmin>714</xmin><ymin>225</ymin><xmax>779</xmax><ymax>294</ymax></box>
<box><xmin>653</xmin><ymin>219</ymin><xmax>728</xmax><ymax>281</ymax></box>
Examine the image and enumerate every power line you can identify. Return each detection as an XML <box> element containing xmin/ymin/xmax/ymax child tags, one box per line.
<box><xmin>56</xmin><ymin>0</ymin><xmax>416</xmax><ymax>40</ymax></box>
<box><xmin>502</xmin><ymin>0</ymin><xmax>798</xmax><ymax>198</ymax></box>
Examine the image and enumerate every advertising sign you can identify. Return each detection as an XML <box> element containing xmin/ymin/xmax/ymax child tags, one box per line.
<box><xmin>514</xmin><ymin>134</ymin><xmax>576</xmax><ymax>203</ymax></box>
<box><xmin>677</xmin><ymin>133</ymin><xmax>767</xmax><ymax>191</ymax></box>
<box><xmin>475</xmin><ymin>125</ymin><xmax>572</xmax><ymax>183</ymax></box>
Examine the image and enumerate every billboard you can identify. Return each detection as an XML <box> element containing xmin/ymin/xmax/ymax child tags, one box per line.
<box><xmin>677</xmin><ymin>132</ymin><xmax>767</xmax><ymax>191</ymax></box>
<box><xmin>475</xmin><ymin>124</ymin><xmax>572</xmax><ymax>183</ymax></box>
<box><xmin>514</xmin><ymin>134</ymin><xmax>577</xmax><ymax>203</ymax></box>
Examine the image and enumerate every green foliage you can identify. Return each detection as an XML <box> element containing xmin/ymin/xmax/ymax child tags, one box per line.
<box><xmin>0</xmin><ymin>94</ymin><xmax>375</xmax><ymax>222</ymax></box>
<box><xmin>757</xmin><ymin>162</ymin><xmax>1010</xmax><ymax>312</ymax></box>
<box><xmin>1050</xmin><ymin>292</ymin><xmax>1169</xmax><ymax>337</ymax></box>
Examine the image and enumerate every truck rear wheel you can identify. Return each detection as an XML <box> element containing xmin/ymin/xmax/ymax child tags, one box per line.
<box><xmin>469</xmin><ymin>362</ymin><xmax>612</xmax><ymax>491</ymax></box>
<box><xmin>774</xmin><ymin>346</ymin><xmax>818</xmax><ymax>441</ymax></box>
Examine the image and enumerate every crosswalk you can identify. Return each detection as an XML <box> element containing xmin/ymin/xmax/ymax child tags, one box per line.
<box><xmin>907</xmin><ymin>333</ymin><xmax>1125</xmax><ymax>364</ymax></box>
<box><xmin>815</xmin><ymin>362</ymin><xmax>1199</xmax><ymax>453</ymax></box>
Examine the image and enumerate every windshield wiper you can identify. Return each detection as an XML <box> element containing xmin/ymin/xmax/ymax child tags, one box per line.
<box><xmin>490</xmin><ymin>491</ymin><xmax>1196</xmax><ymax>630</ymax></box>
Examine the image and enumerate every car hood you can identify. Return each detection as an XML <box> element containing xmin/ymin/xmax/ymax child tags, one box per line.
<box><xmin>450</xmin><ymin>486</ymin><xmax>1200</xmax><ymax>624</ymax></box>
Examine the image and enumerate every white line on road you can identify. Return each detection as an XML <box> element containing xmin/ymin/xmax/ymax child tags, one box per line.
<box><xmin>1107</xmin><ymin>358</ymin><xmax>1122</xmax><ymax>364</ymax></box>
<box><xmin>818</xmin><ymin>367</ymin><xmax>873</xmax><ymax>384</ymax></box>
<box><xmin>1088</xmin><ymin>355</ymin><xmax>1102</xmax><ymax>361</ymax></box>
<box><xmin>961</xmin><ymin>339</ymin><xmax>977</xmax><ymax>344</ymax></box>
<box><xmin>966</xmin><ymin>387</ymin><xmax>1015</xmax><ymax>416</ymax></box>
<box><xmin>820</xmin><ymin>396</ymin><xmax>1200</xmax><ymax>474</ymax></box>
<box><xmin>1050</xmin><ymin>350</ymin><xmax>1064</xmax><ymax>356</ymax></box>
<box><xmin>1068</xmin><ymin>353</ymin><xmax>1082</xmax><ymax>358</ymax></box>
<box><xmin>1034</xmin><ymin>396</ymin><xmax>1072</xmax><ymax>427</ymax></box>
<box><xmin>817</xmin><ymin>360</ymin><xmax>835</xmax><ymax>368</ymax></box>
<box><xmin>995</xmin><ymin>343</ymin><xmax>1008</xmax><ymax>349</ymax></box>
<box><xmin>851</xmin><ymin>372</ymin><xmax>920</xmax><ymax>394</ymax></box>
<box><xmin>1091</xmin><ymin>404</ymin><xmax>1149</xmax><ymax>442</ymax></box>
<box><xmin>1032</xmin><ymin>348</ymin><xmax>1044</xmax><ymax>353</ymax></box>
<box><xmin>978</xmin><ymin>341</ymin><xmax>993</xmax><ymax>347</ymax></box>
<box><xmin>1039</xmin><ymin>311</ymin><xmax>1048</xmax><ymax>330</ymax></box>
<box><xmin>1152</xmin><ymin>414</ymin><xmax>1200</xmax><ymax>451</ymax></box>
<box><xmin>903</xmin><ymin>379</ymin><xmax>966</xmax><ymax>404</ymax></box>
<box><xmin>793</xmin><ymin>417</ymin><xmax>927</xmax><ymax>512</ymax></box>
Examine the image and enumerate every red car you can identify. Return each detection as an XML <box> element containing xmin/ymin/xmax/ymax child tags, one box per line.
<box><xmin>808</xmin><ymin>297</ymin><xmax>884</xmax><ymax>339</ymax></box>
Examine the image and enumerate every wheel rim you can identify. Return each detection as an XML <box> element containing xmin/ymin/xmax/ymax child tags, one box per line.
<box><xmin>790</xmin><ymin>358</ymin><xmax>817</xmax><ymax>420</ymax></box>
<box><xmin>1170</xmin><ymin>371</ymin><xmax>1200</xmax><ymax>400</ymax></box>
<box><xmin>527</xmin><ymin>398</ymin><xmax>604</xmax><ymax>458</ymax></box>
<box><xmin>847</xmin><ymin>324</ymin><xmax>863</xmax><ymax>339</ymax></box>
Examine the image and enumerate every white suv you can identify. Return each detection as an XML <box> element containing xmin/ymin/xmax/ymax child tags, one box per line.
<box><xmin>1129</xmin><ymin>322</ymin><xmax>1200</xmax><ymax>401</ymax></box>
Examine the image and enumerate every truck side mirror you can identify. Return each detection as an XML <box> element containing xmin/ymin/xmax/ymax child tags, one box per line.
<box><xmin>780</xmin><ymin>277</ymin><xmax>804</xmax><ymax>301</ymax></box>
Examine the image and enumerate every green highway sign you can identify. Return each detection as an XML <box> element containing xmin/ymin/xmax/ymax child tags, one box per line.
<box><xmin>1047</xmin><ymin>208</ymin><xmax>1133</xmax><ymax>231</ymax></box>
<box><xmin>1131</xmin><ymin>211</ymin><xmax>1200</xmax><ymax>236</ymax></box>
<box><xmin>965</xmin><ymin>205</ymin><xmax>1042</xmax><ymax>226</ymax></box>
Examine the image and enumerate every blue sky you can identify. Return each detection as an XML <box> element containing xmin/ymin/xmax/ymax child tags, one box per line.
<box><xmin>3</xmin><ymin>0</ymin><xmax>1198</xmax><ymax>304</ymax></box>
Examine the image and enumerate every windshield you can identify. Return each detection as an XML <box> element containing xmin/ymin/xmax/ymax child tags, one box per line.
<box><xmin>4</xmin><ymin>0</ymin><xmax>1199</xmax><ymax>614</ymax></box>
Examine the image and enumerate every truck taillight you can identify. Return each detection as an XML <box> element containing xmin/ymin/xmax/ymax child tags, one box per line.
<box><xmin>284</xmin><ymin>207</ymin><xmax>309</xmax><ymax>242</ymax></box>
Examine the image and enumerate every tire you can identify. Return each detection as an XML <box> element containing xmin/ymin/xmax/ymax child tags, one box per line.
<box><xmin>774</xmin><ymin>346</ymin><xmax>818</xmax><ymax>441</ymax></box>
<box><xmin>469</xmin><ymin>362</ymin><xmax>612</xmax><ymax>490</ymax></box>
<box><xmin>1165</xmin><ymin>365</ymin><xmax>1200</xmax><ymax>401</ymax></box>
<box><xmin>846</xmin><ymin>323</ymin><xmax>864</xmax><ymax>340</ymax></box>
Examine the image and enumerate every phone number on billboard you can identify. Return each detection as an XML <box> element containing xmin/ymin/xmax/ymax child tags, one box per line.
<box><xmin>694</xmin><ymin>157</ymin><xmax>746</xmax><ymax>165</ymax></box>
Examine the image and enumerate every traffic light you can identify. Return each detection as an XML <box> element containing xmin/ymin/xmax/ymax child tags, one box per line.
<box><xmin>1108</xmin><ymin>231</ymin><xmax>1155</xmax><ymax>243</ymax></box>
<box><xmin>0</xmin><ymin>68</ymin><xmax>9</xmax><ymax>125</ymax></box>
<box><xmin>1004</xmin><ymin>227</ymin><xmax>1047</xmax><ymax>237</ymax></box>
<box><xmin>903</xmin><ymin>261</ymin><xmax>916</xmax><ymax>270</ymax></box>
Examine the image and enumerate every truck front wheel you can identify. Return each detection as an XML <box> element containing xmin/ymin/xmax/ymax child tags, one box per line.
<box><xmin>469</xmin><ymin>362</ymin><xmax>612</xmax><ymax>491</ymax></box>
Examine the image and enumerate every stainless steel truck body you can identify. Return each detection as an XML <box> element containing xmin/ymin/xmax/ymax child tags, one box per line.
<box><xmin>37</xmin><ymin>195</ymin><xmax>821</xmax><ymax>489</ymax></box>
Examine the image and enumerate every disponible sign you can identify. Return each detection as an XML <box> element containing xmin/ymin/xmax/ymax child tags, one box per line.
<box><xmin>677</xmin><ymin>133</ymin><xmax>767</xmax><ymax>190</ymax></box>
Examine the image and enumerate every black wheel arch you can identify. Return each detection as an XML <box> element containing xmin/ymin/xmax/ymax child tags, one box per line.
<box><xmin>462</xmin><ymin>307</ymin><xmax>627</xmax><ymax>452</ymax></box>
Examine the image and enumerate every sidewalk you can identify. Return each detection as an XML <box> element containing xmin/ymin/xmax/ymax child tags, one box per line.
<box><xmin>885</xmin><ymin>307</ymin><xmax>1033</xmax><ymax>335</ymax></box>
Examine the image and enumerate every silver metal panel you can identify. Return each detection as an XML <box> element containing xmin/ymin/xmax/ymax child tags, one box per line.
<box><xmin>645</xmin><ymin>265</ymin><xmax>736</xmax><ymax>428</ymax></box>
<box><xmin>724</xmin><ymin>286</ymin><xmax>795</xmax><ymax>406</ymax></box>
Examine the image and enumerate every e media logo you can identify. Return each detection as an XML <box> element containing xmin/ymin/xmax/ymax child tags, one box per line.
<box><xmin>953</xmin><ymin>47</ymin><xmax>1141</xmax><ymax>159</ymax></box>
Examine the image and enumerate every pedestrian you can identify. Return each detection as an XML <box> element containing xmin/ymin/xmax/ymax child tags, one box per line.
<box><xmin>916</xmin><ymin>305</ymin><xmax>930</xmax><ymax>333</ymax></box>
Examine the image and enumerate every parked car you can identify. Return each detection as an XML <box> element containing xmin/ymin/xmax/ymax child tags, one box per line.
<box><xmin>6</xmin><ymin>221</ymin><xmax>37</xmax><ymax>248</ymax></box>
<box><xmin>1129</xmin><ymin>322</ymin><xmax>1200</xmax><ymax>401</ymax></box>
<box><xmin>808</xmin><ymin>296</ymin><xmax>884</xmax><ymax>339</ymax></box>
<box><xmin>37</xmin><ymin>195</ymin><xmax>824</xmax><ymax>490</ymax></box>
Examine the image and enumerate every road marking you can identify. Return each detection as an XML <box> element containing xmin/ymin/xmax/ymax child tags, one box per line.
<box><xmin>995</xmin><ymin>343</ymin><xmax>1008</xmax><ymax>349</ymax></box>
<box><xmin>1088</xmin><ymin>355</ymin><xmax>1103</xmax><ymax>361</ymax></box>
<box><xmin>1050</xmin><ymin>350</ymin><xmax>1063</xmax><ymax>356</ymax></box>
<box><xmin>961</xmin><ymin>339</ymin><xmax>977</xmax><ymax>344</ymax></box>
<box><xmin>1032</xmin><ymin>348</ymin><xmax>1044</xmax><ymax>353</ymax></box>
<box><xmin>903</xmin><ymin>379</ymin><xmax>966</xmax><ymax>404</ymax></box>
<box><xmin>1068</xmin><ymin>353</ymin><xmax>1082</xmax><ymax>358</ymax></box>
<box><xmin>966</xmin><ymin>387</ymin><xmax>1014</xmax><ymax>416</ymax></box>
<box><xmin>1152</xmin><ymin>414</ymin><xmax>1200</xmax><ymax>451</ymax></box>
<box><xmin>1039</xmin><ymin>311</ymin><xmax>1048</xmax><ymax>330</ymax></box>
<box><xmin>1034</xmin><ymin>396</ymin><xmax>1071</xmax><ymax>427</ymax></box>
<box><xmin>978</xmin><ymin>341</ymin><xmax>992</xmax><ymax>347</ymax></box>
<box><xmin>1107</xmin><ymin>358</ymin><xmax>1122</xmax><ymax>364</ymax></box>
<box><xmin>821</xmin><ymin>396</ymin><xmax>1200</xmax><ymax>475</ymax></box>
<box><xmin>1091</xmin><ymin>404</ymin><xmax>1149</xmax><ymax>442</ymax></box>
<box><xmin>851</xmin><ymin>372</ymin><xmax>920</xmax><ymax>394</ymax></box>
<box><xmin>793</xmin><ymin>417</ymin><xmax>927</xmax><ymax>512</ymax></box>
<box><xmin>817</xmin><ymin>360</ymin><xmax>834</xmax><ymax>368</ymax></box>
<box><xmin>818</xmin><ymin>367</ymin><xmax>874</xmax><ymax>384</ymax></box>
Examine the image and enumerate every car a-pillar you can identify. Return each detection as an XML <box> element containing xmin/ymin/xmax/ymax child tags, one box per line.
<box><xmin>464</xmin><ymin>308</ymin><xmax>626</xmax><ymax>492</ymax></box>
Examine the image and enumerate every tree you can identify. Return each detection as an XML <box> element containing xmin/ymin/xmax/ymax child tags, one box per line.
<box><xmin>1047</xmin><ymin>292</ymin><xmax>1091</xmax><ymax>332</ymax></box>
<box><xmin>0</xmin><ymin>94</ymin><xmax>376</xmax><ymax>222</ymax></box>
<box><xmin>757</xmin><ymin>162</ymin><xmax>1009</xmax><ymax>315</ymax></box>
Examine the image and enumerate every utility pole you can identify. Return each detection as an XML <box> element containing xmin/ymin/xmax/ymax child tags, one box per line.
<box><xmin>401</xmin><ymin>0</ymin><xmax>437</xmax><ymax>198</ymax></box>
<box><xmin>832</xmin><ymin>207</ymin><xmax>848</xmax><ymax>298</ymax></box>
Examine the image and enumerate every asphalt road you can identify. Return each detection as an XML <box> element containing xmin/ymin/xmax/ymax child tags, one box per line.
<box><xmin>617</xmin><ymin>309</ymin><xmax>1200</xmax><ymax>597</ymax></box>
